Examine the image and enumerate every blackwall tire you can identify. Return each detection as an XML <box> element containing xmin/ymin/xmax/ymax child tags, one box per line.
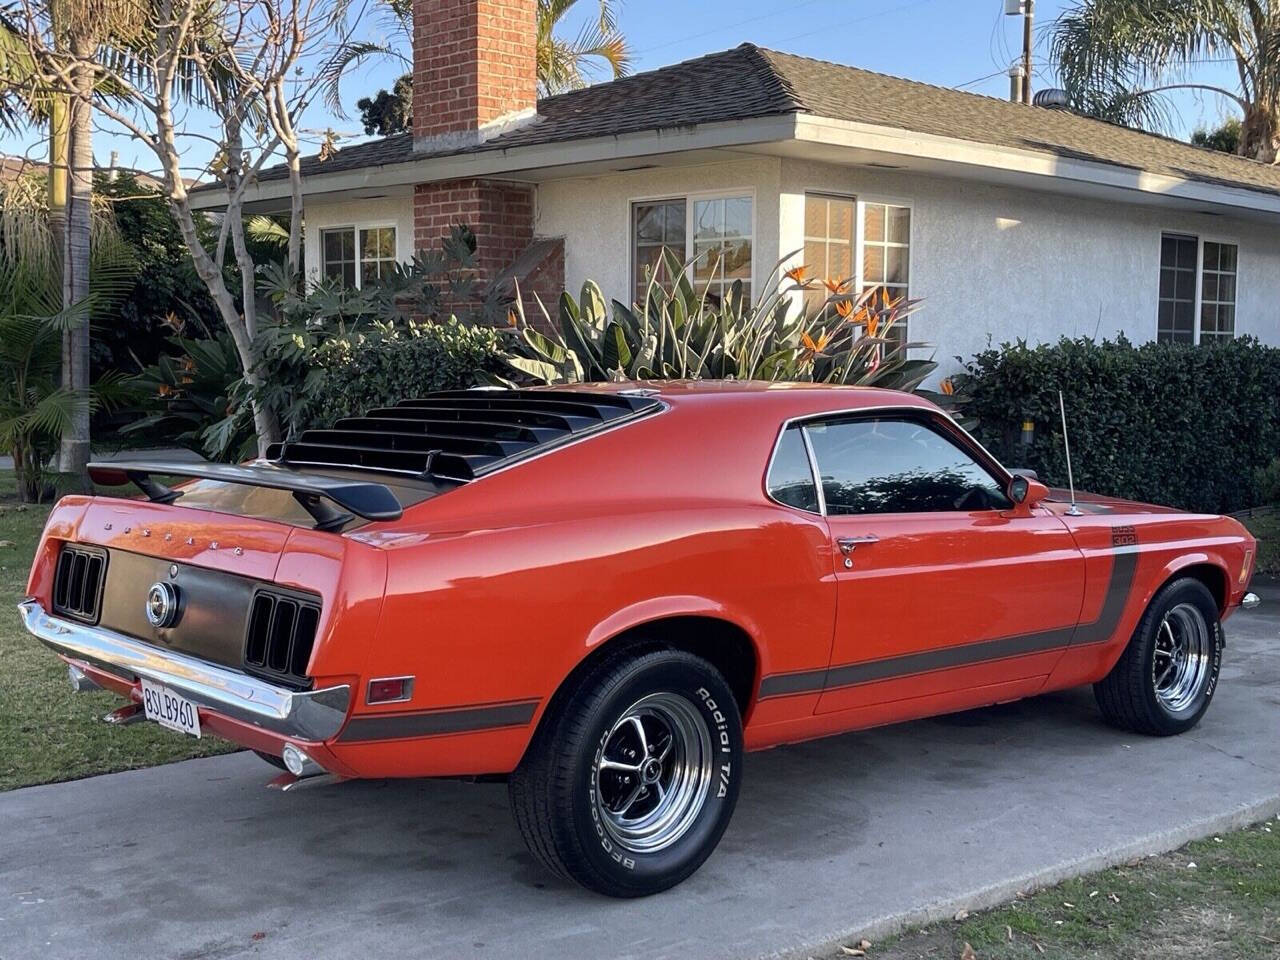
<box><xmin>1094</xmin><ymin>577</ymin><xmax>1222</xmax><ymax>736</ymax></box>
<box><xmin>509</xmin><ymin>648</ymin><xmax>743</xmax><ymax>897</ymax></box>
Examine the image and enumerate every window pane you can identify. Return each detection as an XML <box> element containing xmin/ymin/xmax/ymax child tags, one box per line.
<box><xmin>724</xmin><ymin>197</ymin><xmax>751</xmax><ymax>238</ymax></box>
<box><xmin>886</xmin><ymin>246</ymin><xmax>909</xmax><ymax>284</ymax></box>
<box><xmin>863</xmin><ymin>203</ymin><xmax>885</xmax><ymax>242</ymax></box>
<box><xmin>694</xmin><ymin>198</ymin><xmax>723</xmax><ymax>240</ymax></box>
<box><xmin>887</xmin><ymin>206</ymin><xmax>910</xmax><ymax>244</ymax></box>
<box><xmin>804</xmin><ymin>239</ymin><xmax>827</xmax><ymax>275</ymax></box>
<box><xmin>830</xmin><ymin>199</ymin><xmax>854</xmax><ymax>240</ymax></box>
<box><xmin>634</xmin><ymin>204</ymin><xmax>666</xmax><ymax>243</ymax></box>
<box><xmin>723</xmin><ymin>238</ymin><xmax>752</xmax><ymax>278</ymax></box>
<box><xmin>863</xmin><ymin>245</ymin><xmax>885</xmax><ymax>283</ymax></box>
<box><xmin>807</xmin><ymin>417</ymin><xmax>1012</xmax><ymax>515</ymax></box>
<box><xmin>766</xmin><ymin>426</ymin><xmax>819</xmax><ymax>512</ymax></box>
<box><xmin>829</xmin><ymin>244</ymin><xmax>852</xmax><ymax>283</ymax></box>
<box><xmin>804</xmin><ymin>196</ymin><xmax>828</xmax><ymax>237</ymax></box>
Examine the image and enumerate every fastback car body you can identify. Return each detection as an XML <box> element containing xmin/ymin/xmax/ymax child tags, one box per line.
<box><xmin>21</xmin><ymin>383</ymin><xmax>1258</xmax><ymax>895</ymax></box>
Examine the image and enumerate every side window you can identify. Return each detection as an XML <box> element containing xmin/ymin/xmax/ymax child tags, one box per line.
<box><xmin>766</xmin><ymin>425</ymin><xmax>819</xmax><ymax>513</ymax></box>
<box><xmin>805</xmin><ymin>417</ymin><xmax>1011</xmax><ymax>514</ymax></box>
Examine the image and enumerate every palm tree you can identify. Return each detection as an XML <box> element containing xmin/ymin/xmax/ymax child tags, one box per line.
<box><xmin>1052</xmin><ymin>0</ymin><xmax>1280</xmax><ymax>162</ymax></box>
<box><xmin>336</xmin><ymin>0</ymin><xmax>630</xmax><ymax>136</ymax></box>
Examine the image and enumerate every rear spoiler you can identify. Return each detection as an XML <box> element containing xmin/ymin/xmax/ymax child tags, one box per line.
<box><xmin>87</xmin><ymin>460</ymin><xmax>403</xmax><ymax>531</ymax></box>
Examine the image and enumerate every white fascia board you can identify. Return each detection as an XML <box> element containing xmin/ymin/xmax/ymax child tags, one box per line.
<box><xmin>794</xmin><ymin>114</ymin><xmax>1280</xmax><ymax>219</ymax></box>
<box><xmin>189</xmin><ymin>114</ymin><xmax>800</xmax><ymax>210</ymax></box>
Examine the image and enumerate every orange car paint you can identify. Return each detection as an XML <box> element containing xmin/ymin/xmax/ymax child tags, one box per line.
<box><xmin>25</xmin><ymin>383</ymin><xmax>1257</xmax><ymax>778</ymax></box>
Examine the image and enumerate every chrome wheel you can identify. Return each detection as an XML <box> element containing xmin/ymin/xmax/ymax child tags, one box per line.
<box><xmin>594</xmin><ymin>692</ymin><xmax>713</xmax><ymax>855</ymax></box>
<box><xmin>1153</xmin><ymin>602</ymin><xmax>1212</xmax><ymax>713</ymax></box>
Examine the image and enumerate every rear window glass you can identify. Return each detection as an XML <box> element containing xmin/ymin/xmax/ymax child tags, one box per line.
<box><xmin>766</xmin><ymin>425</ymin><xmax>819</xmax><ymax>513</ymax></box>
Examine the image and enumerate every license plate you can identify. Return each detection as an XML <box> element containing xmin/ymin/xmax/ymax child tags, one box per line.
<box><xmin>141</xmin><ymin>678</ymin><xmax>202</xmax><ymax>738</ymax></box>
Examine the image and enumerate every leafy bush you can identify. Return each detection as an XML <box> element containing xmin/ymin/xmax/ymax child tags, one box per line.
<box><xmin>957</xmin><ymin>336</ymin><xmax>1280</xmax><ymax>514</ymax></box>
<box><xmin>1255</xmin><ymin>457</ymin><xmax>1280</xmax><ymax>505</ymax></box>
<box><xmin>305</xmin><ymin>321</ymin><xmax>504</xmax><ymax>425</ymax></box>
<box><xmin>502</xmin><ymin>252</ymin><xmax>952</xmax><ymax>403</ymax></box>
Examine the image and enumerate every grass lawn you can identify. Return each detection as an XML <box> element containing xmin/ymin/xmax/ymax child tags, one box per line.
<box><xmin>821</xmin><ymin>818</ymin><xmax>1280</xmax><ymax>960</ymax></box>
<box><xmin>0</xmin><ymin>471</ymin><xmax>234</xmax><ymax>792</ymax></box>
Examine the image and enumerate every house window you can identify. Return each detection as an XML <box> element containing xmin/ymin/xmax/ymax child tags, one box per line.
<box><xmin>803</xmin><ymin>194</ymin><xmax>855</xmax><ymax>314</ymax></box>
<box><xmin>630</xmin><ymin>194</ymin><xmax>753</xmax><ymax>303</ymax></box>
<box><xmin>1157</xmin><ymin>232</ymin><xmax>1237</xmax><ymax>344</ymax></box>
<box><xmin>860</xmin><ymin>202</ymin><xmax>911</xmax><ymax>342</ymax></box>
<box><xmin>692</xmin><ymin>195</ymin><xmax>752</xmax><ymax>302</ymax></box>
<box><xmin>632</xmin><ymin>199</ymin><xmax>686</xmax><ymax>302</ymax></box>
<box><xmin>360</xmin><ymin>226</ymin><xmax>398</xmax><ymax>284</ymax></box>
<box><xmin>321</xmin><ymin>225</ymin><xmax>398</xmax><ymax>288</ymax></box>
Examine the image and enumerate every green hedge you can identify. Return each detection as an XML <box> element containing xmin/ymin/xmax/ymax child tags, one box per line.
<box><xmin>306</xmin><ymin>320</ymin><xmax>505</xmax><ymax>426</ymax></box>
<box><xmin>957</xmin><ymin>336</ymin><xmax>1280</xmax><ymax>514</ymax></box>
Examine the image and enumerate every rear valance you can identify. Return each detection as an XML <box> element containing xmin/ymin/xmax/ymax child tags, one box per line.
<box><xmin>87</xmin><ymin>460</ymin><xmax>403</xmax><ymax>530</ymax></box>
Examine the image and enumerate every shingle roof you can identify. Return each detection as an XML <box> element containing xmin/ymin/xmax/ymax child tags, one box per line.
<box><xmin>228</xmin><ymin>43</ymin><xmax>1280</xmax><ymax>198</ymax></box>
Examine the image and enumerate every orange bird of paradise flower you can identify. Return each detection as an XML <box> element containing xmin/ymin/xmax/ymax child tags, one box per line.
<box><xmin>800</xmin><ymin>329</ymin><xmax>832</xmax><ymax>361</ymax></box>
<box><xmin>834</xmin><ymin>298</ymin><xmax>854</xmax><ymax>320</ymax></box>
<box><xmin>823</xmin><ymin>277</ymin><xmax>851</xmax><ymax>295</ymax></box>
<box><xmin>939</xmin><ymin>377</ymin><xmax>956</xmax><ymax>396</ymax></box>
<box><xmin>785</xmin><ymin>265</ymin><xmax>810</xmax><ymax>285</ymax></box>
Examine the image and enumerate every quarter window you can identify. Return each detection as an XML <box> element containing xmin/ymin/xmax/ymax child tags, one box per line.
<box><xmin>766</xmin><ymin>425</ymin><xmax>819</xmax><ymax>513</ymax></box>
<box><xmin>631</xmin><ymin>194</ymin><xmax>752</xmax><ymax>304</ymax></box>
<box><xmin>1157</xmin><ymin>233</ymin><xmax>1237</xmax><ymax>344</ymax></box>
<box><xmin>321</xmin><ymin>225</ymin><xmax>398</xmax><ymax>288</ymax></box>
<box><xmin>805</xmin><ymin>417</ymin><xmax>1011</xmax><ymax>515</ymax></box>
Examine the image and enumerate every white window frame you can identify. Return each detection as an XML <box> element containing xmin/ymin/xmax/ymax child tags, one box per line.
<box><xmin>320</xmin><ymin>221</ymin><xmax>399</xmax><ymax>289</ymax></box>
<box><xmin>1156</xmin><ymin>230</ymin><xmax>1240</xmax><ymax>344</ymax></box>
<box><xmin>629</xmin><ymin>187</ymin><xmax>757</xmax><ymax>300</ymax></box>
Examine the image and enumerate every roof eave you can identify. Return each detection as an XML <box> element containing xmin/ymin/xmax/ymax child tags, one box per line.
<box><xmin>188</xmin><ymin>113</ymin><xmax>801</xmax><ymax>211</ymax></box>
<box><xmin>793</xmin><ymin>114</ymin><xmax>1280</xmax><ymax>221</ymax></box>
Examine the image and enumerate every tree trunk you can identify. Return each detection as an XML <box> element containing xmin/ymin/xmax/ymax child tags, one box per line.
<box><xmin>59</xmin><ymin>45</ymin><xmax>93</xmax><ymax>490</ymax></box>
<box><xmin>1239</xmin><ymin>103</ymin><xmax>1279</xmax><ymax>163</ymax></box>
<box><xmin>48</xmin><ymin>94</ymin><xmax>68</xmax><ymax>278</ymax></box>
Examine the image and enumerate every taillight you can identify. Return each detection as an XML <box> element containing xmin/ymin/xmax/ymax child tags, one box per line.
<box><xmin>52</xmin><ymin>544</ymin><xmax>107</xmax><ymax>624</ymax></box>
<box><xmin>243</xmin><ymin>590</ymin><xmax>321</xmax><ymax>688</ymax></box>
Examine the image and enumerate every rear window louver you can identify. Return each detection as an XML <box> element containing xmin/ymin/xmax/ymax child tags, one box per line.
<box><xmin>52</xmin><ymin>544</ymin><xmax>107</xmax><ymax>624</ymax></box>
<box><xmin>264</xmin><ymin>389</ymin><xmax>661</xmax><ymax>483</ymax></box>
<box><xmin>244</xmin><ymin>590</ymin><xmax>321</xmax><ymax>689</ymax></box>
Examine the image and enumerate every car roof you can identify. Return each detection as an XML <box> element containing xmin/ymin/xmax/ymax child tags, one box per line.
<box><xmin>531</xmin><ymin>380</ymin><xmax>939</xmax><ymax>417</ymax></box>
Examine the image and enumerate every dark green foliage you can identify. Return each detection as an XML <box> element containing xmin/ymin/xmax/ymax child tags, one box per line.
<box><xmin>91</xmin><ymin>172</ymin><xmax>221</xmax><ymax>376</ymax></box>
<box><xmin>1255</xmin><ymin>457</ymin><xmax>1280</xmax><ymax>505</ymax></box>
<box><xmin>308</xmin><ymin>322</ymin><xmax>504</xmax><ymax>424</ymax></box>
<box><xmin>357</xmin><ymin>71</ymin><xmax>412</xmax><ymax>136</ymax></box>
<box><xmin>1191</xmin><ymin>117</ymin><xmax>1242</xmax><ymax>154</ymax></box>
<box><xmin>957</xmin><ymin>336</ymin><xmax>1280</xmax><ymax>514</ymax></box>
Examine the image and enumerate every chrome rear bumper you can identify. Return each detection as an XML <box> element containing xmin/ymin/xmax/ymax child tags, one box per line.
<box><xmin>18</xmin><ymin>599</ymin><xmax>350</xmax><ymax>742</ymax></box>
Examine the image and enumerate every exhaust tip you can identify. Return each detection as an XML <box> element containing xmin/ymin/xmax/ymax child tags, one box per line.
<box><xmin>67</xmin><ymin>663</ymin><xmax>101</xmax><ymax>693</ymax></box>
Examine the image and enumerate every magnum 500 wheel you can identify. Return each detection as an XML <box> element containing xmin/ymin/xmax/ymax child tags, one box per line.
<box><xmin>1094</xmin><ymin>577</ymin><xmax>1223</xmax><ymax>736</ymax></box>
<box><xmin>509</xmin><ymin>648</ymin><xmax>743</xmax><ymax>897</ymax></box>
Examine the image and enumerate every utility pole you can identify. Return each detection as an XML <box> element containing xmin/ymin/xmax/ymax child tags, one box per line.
<box><xmin>1022</xmin><ymin>0</ymin><xmax>1034</xmax><ymax>104</ymax></box>
<box><xmin>1005</xmin><ymin>0</ymin><xmax>1034</xmax><ymax>105</ymax></box>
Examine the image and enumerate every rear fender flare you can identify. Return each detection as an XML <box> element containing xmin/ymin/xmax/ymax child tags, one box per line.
<box><xmin>583</xmin><ymin>595</ymin><xmax>763</xmax><ymax>662</ymax></box>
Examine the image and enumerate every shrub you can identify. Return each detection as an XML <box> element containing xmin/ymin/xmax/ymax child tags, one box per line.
<box><xmin>1255</xmin><ymin>457</ymin><xmax>1280</xmax><ymax>505</ymax></box>
<box><xmin>957</xmin><ymin>336</ymin><xmax>1280</xmax><ymax>514</ymax></box>
<box><xmin>305</xmin><ymin>321</ymin><xmax>504</xmax><ymax>426</ymax></box>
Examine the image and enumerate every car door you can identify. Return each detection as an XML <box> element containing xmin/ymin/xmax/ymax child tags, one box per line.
<box><xmin>803</xmin><ymin>411</ymin><xmax>1086</xmax><ymax>715</ymax></box>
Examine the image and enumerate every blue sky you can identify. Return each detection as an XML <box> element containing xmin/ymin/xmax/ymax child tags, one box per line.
<box><xmin>0</xmin><ymin>0</ymin><xmax>1242</xmax><ymax>178</ymax></box>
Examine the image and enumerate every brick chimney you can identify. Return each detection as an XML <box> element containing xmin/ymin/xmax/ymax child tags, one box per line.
<box><xmin>410</xmin><ymin>0</ymin><xmax>561</xmax><ymax>325</ymax></box>
<box><xmin>412</xmin><ymin>0</ymin><xmax>538</xmax><ymax>152</ymax></box>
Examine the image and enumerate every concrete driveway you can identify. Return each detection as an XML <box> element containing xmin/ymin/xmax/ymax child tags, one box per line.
<box><xmin>3</xmin><ymin>585</ymin><xmax>1278</xmax><ymax>960</ymax></box>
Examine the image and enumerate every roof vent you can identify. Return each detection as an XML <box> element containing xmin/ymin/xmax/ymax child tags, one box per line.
<box><xmin>1033</xmin><ymin>88</ymin><xmax>1071</xmax><ymax>109</ymax></box>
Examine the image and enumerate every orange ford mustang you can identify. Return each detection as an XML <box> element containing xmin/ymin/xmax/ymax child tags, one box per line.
<box><xmin>20</xmin><ymin>383</ymin><xmax>1259</xmax><ymax>896</ymax></box>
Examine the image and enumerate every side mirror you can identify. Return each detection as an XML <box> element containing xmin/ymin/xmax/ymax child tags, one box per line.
<box><xmin>1008</xmin><ymin>476</ymin><xmax>1049</xmax><ymax>508</ymax></box>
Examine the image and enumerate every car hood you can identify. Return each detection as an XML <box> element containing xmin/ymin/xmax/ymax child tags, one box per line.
<box><xmin>1041</xmin><ymin>489</ymin><xmax>1187</xmax><ymax>517</ymax></box>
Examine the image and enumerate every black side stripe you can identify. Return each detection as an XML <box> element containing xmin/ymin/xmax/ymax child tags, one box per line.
<box><xmin>338</xmin><ymin>699</ymin><xmax>539</xmax><ymax>742</ymax></box>
<box><xmin>758</xmin><ymin>546</ymin><xmax>1140</xmax><ymax>700</ymax></box>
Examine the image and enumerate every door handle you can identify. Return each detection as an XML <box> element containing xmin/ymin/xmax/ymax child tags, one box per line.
<box><xmin>837</xmin><ymin>535</ymin><xmax>879</xmax><ymax>555</ymax></box>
